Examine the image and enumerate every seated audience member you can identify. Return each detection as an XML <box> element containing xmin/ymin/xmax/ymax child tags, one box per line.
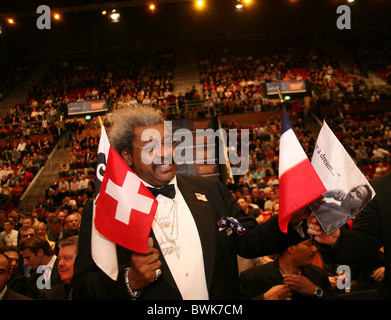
<box><xmin>1</xmin><ymin>246</ymin><xmax>27</xmax><ymax>294</ymax></box>
<box><xmin>57</xmin><ymin>210</ymin><xmax>68</xmax><ymax>226</ymax></box>
<box><xmin>0</xmin><ymin>220</ymin><xmax>18</xmax><ymax>249</ymax></box>
<box><xmin>38</xmin><ymin>236</ymin><xmax>78</xmax><ymax>300</ymax></box>
<box><xmin>63</xmin><ymin>213</ymin><xmax>81</xmax><ymax>239</ymax></box>
<box><xmin>20</xmin><ymin>236</ymin><xmax>62</xmax><ymax>299</ymax></box>
<box><xmin>59</xmin><ymin>161</ymin><xmax>70</xmax><ymax>178</ymax></box>
<box><xmin>240</xmin><ymin>239</ymin><xmax>336</xmax><ymax>300</ymax></box>
<box><xmin>251</xmin><ymin>187</ymin><xmax>265</xmax><ymax>210</ymax></box>
<box><xmin>36</xmin><ymin>222</ymin><xmax>56</xmax><ymax>250</ymax></box>
<box><xmin>245</xmin><ymin>194</ymin><xmax>259</xmax><ymax>210</ymax></box>
<box><xmin>21</xmin><ymin>215</ymin><xmax>35</xmax><ymax>228</ymax></box>
<box><xmin>0</xmin><ymin>253</ymin><xmax>31</xmax><ymax>300</ymax></box>
<box><xmin>264</xmin><ymin>190</ymin><xmax>279</xmax><ymax>211</ymax></box>
<box><xmin>47</xmin><ymin>216</ymin><xmax>65</xmax><ymax>254</ymax></box>
<box><xmin>17</xmin><ymin>226</ymin><xmax>36</xmax><ymax>249</ymax></box>
<box><xmin>236</xmin><ymin>196</ymin><xmax>262</xmax><ymax>224</ymax></box>
<box><xmin>69</xmin><ymin>177</ymin><xmax>80</xmax><ymax>196</ymax></box>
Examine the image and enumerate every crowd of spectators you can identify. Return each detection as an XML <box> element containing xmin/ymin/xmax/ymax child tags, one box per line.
<box><xmin>334</xmin><ymin>32</ymin><xmax>391</xmax><ymax>85</ymax></box>
<box><xmin>0</xmin><ymin>50</ymin><xmax>177</xmax><ymax>215</ymax></box>
<box><xmin>0</xmin><ymin>62</ymin><xmax>35</xmax><ymax>101</ymax></box>
<box><xmin>196</xmin><ymin>41</ymin><xmax>390</xmax><ymax>116</ymax></box>
<box><xmin>31</xmin><ymin>51</ymin><xmax>177</xmax><ymax>118</ymax></box>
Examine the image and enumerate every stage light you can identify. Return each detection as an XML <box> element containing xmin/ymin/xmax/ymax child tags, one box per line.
<box><xmin>102</xmin><ymin>10</ymin><xmax>107</xmax><ymax>15</ymax></box>
<box><xmin>149</xmin><ymin>4</ymin><xmax>156</xmax><ymax>11</ymax></box>
<box><xmin>53</xmin><ymin>13</ymin><xmax>60</xmax><ymax>20</ymax></box>
<box><xmin>347</xmin><ymin>0</ymin><xmax>355</xmax><ymax>3</ymax></box>
<box><xmin>110</xmin><ymin>9</ymin><xmax>120</xmax><ymax>22</ymax></box>
<box><xmin>196</xmin><ymin>1</ymin><xmax>204</xmax><ymax>8</ymax></box>
<box><xmin>85</xmin><ymin>115</ymin><xmax>92</xmax><ymax>121</ymax></box>
<box><xmin>7</xmin><ymin>18</ymin><xmax>15</xmax><ymax>24</ymax></box>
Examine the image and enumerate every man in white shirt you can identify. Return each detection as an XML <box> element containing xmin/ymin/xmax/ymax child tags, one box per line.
<box><xmin>20</xmin><ymin>236</ymin><xmax>61</xmax><ymax>298</ymax></box>
<box><xmin>0</xmin><ymin>220</ymin><xmax>18</xmax><ymax>248</ymax></box>
<box><xmin>72</xmin><ymin>105</ymin><xmax>308</xmax><ymax>300</ymax></box>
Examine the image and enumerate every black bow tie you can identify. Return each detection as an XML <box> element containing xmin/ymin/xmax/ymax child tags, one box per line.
<box><xmin>147</xmin><ymin>184</ymin><xmax>176</xmax><ymax>199</ymax></box>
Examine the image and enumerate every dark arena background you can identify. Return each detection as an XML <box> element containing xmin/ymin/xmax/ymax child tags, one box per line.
<box><xmin>0</xmin><ymin>0</ymin><xmax>390</xmax><ymax>303</ymax></box>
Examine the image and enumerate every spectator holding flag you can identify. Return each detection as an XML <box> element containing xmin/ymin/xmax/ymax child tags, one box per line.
<box><xmin>72</xmin><ymin>105</ymin><xmax>308</xmax><ymax>300</ymax></box>
<box><xmin>307</xmin><ymin>172</ymin><xmax>391</xmax><ymax>299</ymax></box>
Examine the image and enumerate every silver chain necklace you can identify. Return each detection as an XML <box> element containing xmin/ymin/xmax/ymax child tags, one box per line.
<box><xmin>154</xmin><ymin>200</ymin><xmax>181</xmax><ymax>259</ymax></box>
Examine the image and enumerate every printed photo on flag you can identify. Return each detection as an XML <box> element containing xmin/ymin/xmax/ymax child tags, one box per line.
<box><xmin>309</xmin><ymin>120</ymin><xmax>376</xmax><ymax>235</ymax></box>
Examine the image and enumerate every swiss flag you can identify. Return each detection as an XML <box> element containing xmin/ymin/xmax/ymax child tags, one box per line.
<box><xmin>94</xmin><ymin>145</ymin><xmax>158</xmax><ymax>254</ymax></box>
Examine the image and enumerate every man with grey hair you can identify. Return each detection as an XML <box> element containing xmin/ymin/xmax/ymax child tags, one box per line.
<box><xmin>38</xmin><ymin>236</ymin><xmax>78</xmax><ymax>300</ymax></box>
<box><xmin>73</xmin><ymin>105</ymin><xmax>308</xmax><ymax>300</ymax></box>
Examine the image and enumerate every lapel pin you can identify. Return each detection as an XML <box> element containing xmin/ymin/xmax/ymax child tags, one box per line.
<box><xmin>195</xmin><ymin>193</ymin><xmax>208</xmax><ymax>202</ymax></box>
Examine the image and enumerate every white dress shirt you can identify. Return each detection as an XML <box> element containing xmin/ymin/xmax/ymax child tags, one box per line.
<box><xmin>143</xmin><ymin>176</ymin><xmax>209</xmax><ymax>300</ymax></box>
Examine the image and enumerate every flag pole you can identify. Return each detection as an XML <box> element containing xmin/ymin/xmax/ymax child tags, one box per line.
<box><xmin>277</xmin><ymin>86</ymin><xmax>285</xmax><ymax>105</ymax></box>
<box><xmin>98</xmin><ymin>116</ymin><xmax>104</xmax><ymax>128</ymax></box>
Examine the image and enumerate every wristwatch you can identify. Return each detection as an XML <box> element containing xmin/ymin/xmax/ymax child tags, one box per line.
<box><xmin>313</xmin><ymin>287</ymin><xmax>324</xmax><ymax>298</ymax></box>
<box><xmin>124</xmin><ymin>267</ymin><xmax>142</xmax><ymax>300</ymax></box>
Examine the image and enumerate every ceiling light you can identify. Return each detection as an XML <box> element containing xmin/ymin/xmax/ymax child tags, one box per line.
<box><xmin>110</xmin><ymin>9</ymin><xmax>120</xmax><ymax>22</ymax></box>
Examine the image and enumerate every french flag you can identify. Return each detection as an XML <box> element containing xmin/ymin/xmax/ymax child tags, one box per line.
<box><xmin>278</xmin><ymin>107</ymin><xmax>326</xmax><ymax>233</ymax></box>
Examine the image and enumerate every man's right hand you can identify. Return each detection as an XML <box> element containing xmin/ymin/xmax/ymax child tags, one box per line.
<box><xmin>263</xmin><ymin>284</ymin><xmax>292</xmax><ymax>300</ymax></box>
<box><xmin>128</xmin><ymin>237</ymin><xmax>162</xmax><ymax>290</ymax></box>
<box><xmin>306</xmin><ymin>213</ymin><xmax>340</xmax><ymax>246</ymax></box>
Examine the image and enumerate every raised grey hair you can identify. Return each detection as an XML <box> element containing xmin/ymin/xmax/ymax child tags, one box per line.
<box><xmin>108</xmin><ymin>105</ymin><xmax>164</xmax><ymax>155</ymax></box>
<box><xmin>58</xmin><ymin>235</ymin><xmax>79</xmax><ymax>249</ymax></box>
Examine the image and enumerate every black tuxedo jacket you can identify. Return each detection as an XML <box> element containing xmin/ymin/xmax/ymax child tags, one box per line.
<box><xmin>319</xmin><ymin>172</ymin><xmax>391</xmax><ymax>298</ymax></box>
<box><xmin>72</xmin><ymin>174</ymin><xmax>305</xmax><ymax>300</ymax></box>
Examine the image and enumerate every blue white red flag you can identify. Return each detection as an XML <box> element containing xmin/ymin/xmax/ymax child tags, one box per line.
<box><xmin>278</xmin><ymin>107</ymin><xmax>326</xmax><ymax>233</ymax></box>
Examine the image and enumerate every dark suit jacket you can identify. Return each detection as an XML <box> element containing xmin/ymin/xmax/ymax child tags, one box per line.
<box><xmin>25</xmin><ymin>257</ymin><xmax>62</xmax><ymax>299</ymax></box>
<box><xmin>319</xmin><ymin>172</ymin><xmax>391</xmax><ymax>299</ymax></box>
<box><xmin>38</xmin><ymin>282</ymin><xmax>72</xmax><ymax>300</ymax></box>
<box><xmin>2</xmin><ymin>287</ymin><xmax>32</xmax><ymax>300</ymax></box>
<box><xmin>72</xmin><ymin>174</ymin><xmax>305</xmax><ymax>300</ymax></box>
<box><xmin>240</xmin><ymin>259</ymin><xmax>337</xmax><ymax>300</ymax></box>
<box><xmin>7</xmin><ymin>273</ymin><xmax>27</xmax><ymax>295</ymax></box>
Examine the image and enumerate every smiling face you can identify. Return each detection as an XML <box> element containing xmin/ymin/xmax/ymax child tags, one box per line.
<box><xmin>122</xmin><ymin>123</ymin><xmax>176</xmax><ymax>187</ymax></box>
<box><xmin>57</xmin><ymin>245</ymin><xmax>77</xmax><ymax>284</ymax></box>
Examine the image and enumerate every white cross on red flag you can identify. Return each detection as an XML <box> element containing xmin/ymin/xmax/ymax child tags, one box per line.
<box><xmin>94</xmin><ymin>144</ymin><xmax>158</xmax><ymax>254</ymax></box>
